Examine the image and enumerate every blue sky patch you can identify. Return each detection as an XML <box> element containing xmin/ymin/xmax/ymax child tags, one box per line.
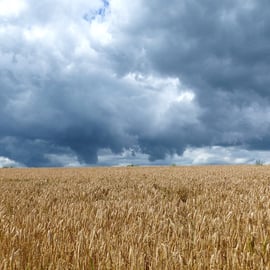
<box><xmin>83</xmin><ymin>0</ymin><xmax>109</xmax><ymax>22</ymax></box>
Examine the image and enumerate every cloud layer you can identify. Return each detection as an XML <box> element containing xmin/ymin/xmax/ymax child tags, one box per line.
<box><xmin>1</xmin><ymin>0</ymin><xmax>270</xmax><ymax>166</ymax></box>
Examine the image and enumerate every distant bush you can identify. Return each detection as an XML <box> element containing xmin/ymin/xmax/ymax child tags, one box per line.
<box><xmin>127</xmin><ymin>164</ymin><xmax>136</xmax><ymax>167</ymax></box>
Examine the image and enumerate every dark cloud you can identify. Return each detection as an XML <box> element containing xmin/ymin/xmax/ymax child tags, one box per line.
<box><xmin>110</xmin><ymin>0</ymin><xmax>270</xmax><ymax>153</ymax></box>
<box><xmin>0</xmin><ymin>0</ymin><xmax>270</xmax><ymax>166</ymax></box>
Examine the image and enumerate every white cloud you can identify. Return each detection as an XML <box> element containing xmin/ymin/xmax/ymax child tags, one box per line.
<box><xmin>178</xmin><ymin>146</ymin><xmax>270</xmax><ymax>165</ymax></box>
<box><xmin>98</xmin><ymin>148</ymin><xmax>149</xmax><ymax>166</ymax></box>
<box><xmin>175</xmin><ymin>91</ymin><xmax>195</xmax><ymax>103</ymax></box>
<box><xmin>89</xmin><ymin>20</ymin><xmax>112</xmax><ymax>45</ymax></box>
<box><xmin>45</xmin><ymin>153</ymin><xmax>86</xmax><ymax>167</ymax></box>
<box><xmin>97</xmin><ymin>146</ymin><xmax>270</xmax><ymax>166</ymax></box>
<box><xmin>122</xmin><ymin>73</ymin><xmax>200</xmax><ymax>130</ymax></box>
<box><xmin>0</xmin><ymin>156</ymin><xmax>23</xmax><ymax>167</ymax></box>
<box><xmin>23</xmin><ymin>25</ymin><xmax>52</xmax><ymax>42</ymax></box>
<box><xmin>0</xmin><ymin>0</ymin><xmax>27</xmax><ymax>17</ymax></box>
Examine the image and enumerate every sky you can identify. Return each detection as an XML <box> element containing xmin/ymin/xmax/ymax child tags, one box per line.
<box><xmin>0</xmin><ymin>0</ymin><xmax>270</xmax><ymax>167</ymax></box>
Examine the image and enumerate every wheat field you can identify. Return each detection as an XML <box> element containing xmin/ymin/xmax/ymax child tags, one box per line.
<box><xmin>0</xmin><ymin>165</ymin><xmax>270</xmax><ymax>269</ymax></box>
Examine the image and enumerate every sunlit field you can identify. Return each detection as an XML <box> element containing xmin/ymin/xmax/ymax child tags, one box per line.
<box><xmin>1</xmin><ymin>165</ymin><xmax>270</xmax><ymax>269</ymax></box>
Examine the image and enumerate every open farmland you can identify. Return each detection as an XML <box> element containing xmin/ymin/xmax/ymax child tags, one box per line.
<box><xmin>1</xmin><ymin>166</ymin><xmax>270</xmax><ymax>269</ymax></box>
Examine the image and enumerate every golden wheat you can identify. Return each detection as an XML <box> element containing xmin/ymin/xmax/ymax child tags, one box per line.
<box><xmin>0</xmin><ymin>165</ymin><xmax>270</xmax><ymax>269</ymax></box>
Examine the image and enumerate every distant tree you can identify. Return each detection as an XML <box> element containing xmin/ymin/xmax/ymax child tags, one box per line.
<box><xmin>255</xmin><ymin>160</ymin><xmax>264</xmax><ymax>166</ymax></box>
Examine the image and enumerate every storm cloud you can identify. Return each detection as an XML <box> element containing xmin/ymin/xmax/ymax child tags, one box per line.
<box><xmin>0</xmin><ymin>0</ymin><xmax>270</xmax><ymax>167</ymax></box>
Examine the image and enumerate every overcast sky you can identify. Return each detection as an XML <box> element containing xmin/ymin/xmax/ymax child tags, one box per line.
<box><xmin>0</xmin><ymin>0</ymin><xmax>270</xmax><ymax>167</ymax></box>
